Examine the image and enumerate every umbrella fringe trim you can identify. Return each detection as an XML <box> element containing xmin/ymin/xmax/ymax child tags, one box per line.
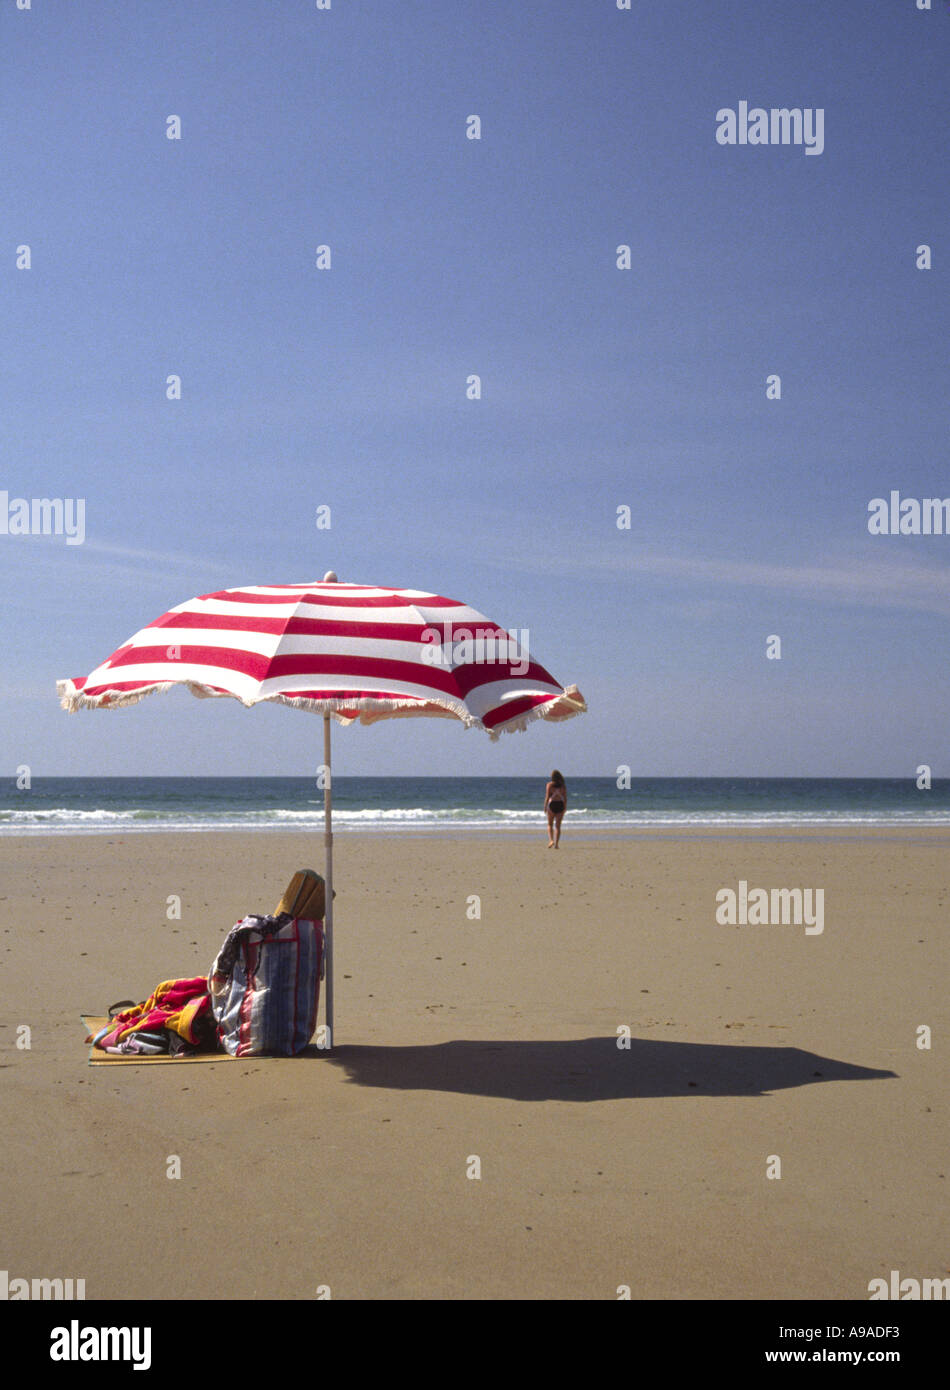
<box><xmin>57</xmin><ymin>678</ymin><xmax>587</xmax><ymax>735</ymax></box>
<box><xmin>56</xmin><ymin>678</ymin><xmax>482</xmax><ymax>727</ymax></box>
<box><xmin>487</xmin><ymin>685</ymin><xmax>588</xmax><ymax>740</ymax></box>
<box><xmin>272</xmin><ymin>692</ymin><xmax>479</xmax><ymax>727</ymax></box>
<box><xmin>58</xmin><ymin>679</ymin><xmax>185</xmax><ymax>712</ymax></box>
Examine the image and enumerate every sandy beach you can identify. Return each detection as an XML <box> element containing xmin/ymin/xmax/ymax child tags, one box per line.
<box><xmin>1</xmin><ymin>827</ymin><xmax>946</xmax><ymax>1301</ymax></box>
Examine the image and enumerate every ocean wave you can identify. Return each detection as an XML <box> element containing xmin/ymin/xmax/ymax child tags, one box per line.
<box><xmin>4</xmin><ymin>804</ymin><xmax>950</xmax><ymax>835</ymax></box>
<box><xmin>0</xmin><ymin>808</ymin><xmax>137</xmax><ymax>823</ymax></box>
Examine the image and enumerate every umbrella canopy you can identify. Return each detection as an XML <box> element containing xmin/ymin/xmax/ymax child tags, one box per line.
<box><xmin>58</xmin><ymin>577</ymin><xmax>586</xmax><ymax>1047</ymax></box>
<box><xmin>57</xmin><ymin>580</ymin><xmax>585</xmax><ymax>737</ymax></box>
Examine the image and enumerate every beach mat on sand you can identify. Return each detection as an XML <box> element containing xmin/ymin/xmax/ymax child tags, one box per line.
<box><xmin>81</xmin><ymin>1017</ymin><xmax>238</xmax><ymax>1066</ymax></box>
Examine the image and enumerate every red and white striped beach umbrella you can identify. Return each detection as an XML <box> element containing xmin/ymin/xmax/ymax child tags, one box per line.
<box><xmin>58</xmin><ymin>575</ymin><xmax>586</xmax><ymax>1044</ymax></box>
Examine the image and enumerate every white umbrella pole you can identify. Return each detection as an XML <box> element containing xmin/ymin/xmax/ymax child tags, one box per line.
<box><xmin>323</xmin><ymin>712</ymin><xmax>334</xmax><ymax>1049</ymax></box>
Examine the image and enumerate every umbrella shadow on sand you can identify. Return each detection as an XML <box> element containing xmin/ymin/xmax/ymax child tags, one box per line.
<box><xmin>320</xmin><ymin>1037</ymin><xmax>896</xmax><ymax>1101</ymax></box>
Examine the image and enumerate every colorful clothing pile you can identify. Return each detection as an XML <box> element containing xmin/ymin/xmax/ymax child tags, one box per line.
<box><xmin>92</xmin><ymin>976</ymin><xmax>215</xmax><ymax>1055</ymax></box>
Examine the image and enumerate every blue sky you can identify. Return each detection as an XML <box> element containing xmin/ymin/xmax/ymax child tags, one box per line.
<box><xmin>2</xmin><ymin>0</ymin><xmax>948</xmax><ymax>776</ymax></box>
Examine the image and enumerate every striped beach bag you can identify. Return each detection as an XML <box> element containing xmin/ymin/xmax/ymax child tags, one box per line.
<box><xmin>208</xmin><ymin>912</ymin><xmax>325</xmax><ymax>1057</ymax></box>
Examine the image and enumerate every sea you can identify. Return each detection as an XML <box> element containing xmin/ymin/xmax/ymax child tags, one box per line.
<box><xmin>2</xmin><ymin>776</ymin><xmax>949</xmax><ymax>835</ymax></box>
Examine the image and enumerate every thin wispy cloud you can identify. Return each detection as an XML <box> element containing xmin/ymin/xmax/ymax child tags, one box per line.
<box><xmin>80</xmin><ymin>540</ymin><xmax>237</xmax><ymax>573</ymax></box>
<box><xmin>0</xmin><ymin>540</ymin><xmax>236</xmax><ymax>584</ymax></box>
<box><xmin>480</xmin><ymin>535</ymin><xmax>950</xmax><ymax>619</ymax></box>
<box><xmin>619</xmin><ymin>549</ymin><xmax>950</xmax><ymax>618</ymax></box>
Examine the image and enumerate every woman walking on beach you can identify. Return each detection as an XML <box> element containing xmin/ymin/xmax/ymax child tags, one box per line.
<box><xmin>545</xmin><ymin>770</ymin><xmax>567</xmax><ymax>848</ymax></box>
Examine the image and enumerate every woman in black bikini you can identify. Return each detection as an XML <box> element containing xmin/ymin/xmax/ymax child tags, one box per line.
<box><xmin>545</xmin><ymin>770</ymin><xmax>567</xmax><ymax>848</ymax></box>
